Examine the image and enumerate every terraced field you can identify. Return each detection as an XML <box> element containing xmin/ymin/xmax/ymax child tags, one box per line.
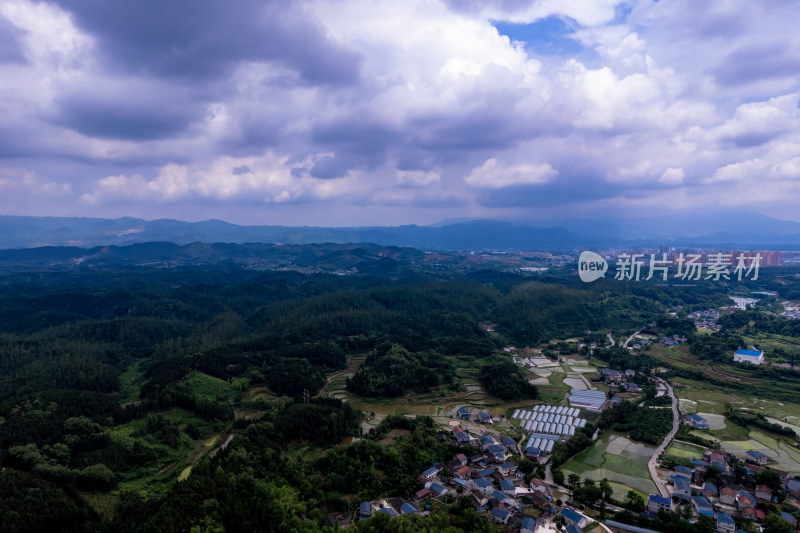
<box><xmin>562</xmin><ymin>433</ymin><xmax>657</xmax><ymax>496</ymax></box>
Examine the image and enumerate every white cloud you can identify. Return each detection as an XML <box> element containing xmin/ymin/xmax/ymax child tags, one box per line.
<box><xmin>659</xmin><ymin>167</ymin><xmax>685</xmax><ymax>185</ymax></box>
<box><xmin>464</xmin><ymin>158</ymin><xmax>557</xmax><ymax>188</ymax></box>
<box><xmin>396</xmin><ymin>169</ymin><xmax>441</xmax><ymax>187</ymax></box>
<box><xmin>705</xmin><ymin>159</ymin><xmax>765</xmax><ymax>184</ymax></box>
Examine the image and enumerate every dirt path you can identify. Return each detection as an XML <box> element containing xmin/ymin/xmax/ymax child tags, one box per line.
<box><xmin>314</xmin><ymin>369</ymin><xmax>349</xmax><ymax>398</ymax></box>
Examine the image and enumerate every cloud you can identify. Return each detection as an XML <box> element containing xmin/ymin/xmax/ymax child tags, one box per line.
<box><xmin>465</xmin><ymin>158</ymin><xmax>557</xmax><ymax>188</ymax></box>
<box><xmin>705</xmin><ymin>159</ymin><xmax>764</xmax><ymax>184</ymax></box>
<box><xmin>1</xmin><ymin>0</ymin><xmax>800</xmax><ymax>223</ymax></box>
<box><xmin>659</xmin><ymin>168</ymin><xmax>685</xmax><ymax>185</ymax></box>
<box><xmin>396</xmin><ymin>169</ymin><xmax>441</xmax><ymax>187</ymax></box>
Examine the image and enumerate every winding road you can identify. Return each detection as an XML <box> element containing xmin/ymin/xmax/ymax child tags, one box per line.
<box><xmin>622</xmin><ymin>330</ymin><xmax>641</xmax><ymax>349</ymax></box>
<box><xmin>647</xmin><ymin>377</ymin><xmax>680</xmax><ymax>498</ymax></box>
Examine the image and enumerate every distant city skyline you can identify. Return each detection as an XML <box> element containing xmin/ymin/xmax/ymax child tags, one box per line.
<box><xmin>0</xmin><ymin>0</ymin><xmax>799</xmax><ymax>225</ymax></box>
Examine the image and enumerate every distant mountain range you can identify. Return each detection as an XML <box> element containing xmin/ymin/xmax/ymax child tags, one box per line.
<box><xmin>0</xmin><ymin>211</ymin><xmax>799</xmax><ymax>251</ymax></box>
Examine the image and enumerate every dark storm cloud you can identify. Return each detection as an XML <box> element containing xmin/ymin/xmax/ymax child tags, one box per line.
<box><xmin>51</xmin><ymin>84</ymin><xmax>201</xmax><ymax>140</ymax></box>
<box><xmin>475</xmin><ymin>168</ymin><xmax>624</xmax><ymax>208</ymax></box>
<box><xmin>709</xmin><ymin>42</ymin><xmax>800</xmax><ymax>86</ymax></box>
<box><xmin>0</xmin><ymin>14</ymin><xmax>26</xmax><ymax>64</ymax></box>
<box><xmin>309</xmin><ymin>154</ymin><xmax>355</xmax><ymax>179</ymax></box>
<box><xmin>60</xmin><ymin>0</ymin><xmax>362</xmax><ymax>85</ymax></box>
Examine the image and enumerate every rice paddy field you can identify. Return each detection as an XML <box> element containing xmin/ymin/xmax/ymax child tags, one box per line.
<box><xmin>561</xmin><ymin>433</ymin><xmax>657</xmax><ymax>497</ymax></box>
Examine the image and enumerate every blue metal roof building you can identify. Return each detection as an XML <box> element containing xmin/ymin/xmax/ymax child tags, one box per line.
<box><xmin>400</xmin><ymin>503</ymin><xmax>418</xmax><ymax>515</ymax></box>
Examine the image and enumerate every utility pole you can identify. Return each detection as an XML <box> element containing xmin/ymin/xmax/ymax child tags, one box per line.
<box><xmin>303</xmin><ymin>389</ymin><xmax>310</xmax><ymax>404</ymax></box>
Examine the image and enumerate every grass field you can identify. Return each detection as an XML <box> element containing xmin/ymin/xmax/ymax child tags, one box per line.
<box><xmin>118</xmin><ymin>360</ymin><xmax>145</xmax><ymax>405</ymax></box>
<box><xmin>666</xmin><ymin>442</ymin><xmax>705</xmax><ymax>458</ymax></box>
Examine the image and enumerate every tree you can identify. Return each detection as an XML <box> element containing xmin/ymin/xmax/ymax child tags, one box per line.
<box><xmin>623</xmin><ymin>490</ymin><xmax>645</xmax><ymax>512</ymax></box>
<box><xmin>568</xmin><ymin>473</ymin><xmax>582</xmax><ymax>490</ymax></box>
<box><xmin>763</xmin><ymin>513</ymin><xmax>794</xmax><ymax>533</ymax></box>
<box><xmin>600</xmin><ymin>478</ymin><xmax>613</xmax><ymax>502</ymax></box>
<box><xmin>552</xmin><ymin>470</ymin><xmax>565</xmax><ymax>486</ymax></box>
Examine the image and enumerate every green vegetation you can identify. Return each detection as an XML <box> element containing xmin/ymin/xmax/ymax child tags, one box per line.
<box><xmin>1</xmin><ymin>246</ymin><xmax>800</xmax><ymax>530</ymax></box>
<box><xmin>478</xmin><ymin>357</ymin><xmax>539</xmax><ymax>401</ymax></box>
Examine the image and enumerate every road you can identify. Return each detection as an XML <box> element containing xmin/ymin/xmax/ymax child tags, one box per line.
<box><xmin>622</xmin><ymin>330</ymin><xmax>641</xmax><ymax>349</ymax></box>
<box><xmin>605</xmin><ymin>333</ymin><xmax>615</xmax><ymax>348</ymax></box>
<box><xmin>647</xmin><ymin>377</ymin><xmax>680</xmax><ymax>498</ymax></box>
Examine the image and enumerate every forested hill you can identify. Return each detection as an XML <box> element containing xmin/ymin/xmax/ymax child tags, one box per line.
<box><xmin>0</xmin><ymin>247</ymin><xmax>738</xmax><ymax>531</ymax></box>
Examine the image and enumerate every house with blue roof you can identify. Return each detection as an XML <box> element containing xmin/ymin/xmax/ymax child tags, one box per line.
<box><xmin>525</xmin><ymin>447</ymin><xmax>540</xmax><ymax>459</ymax></box>
<box><xmin>479</xmin><ymin>410</ymin><xmax>492</xmax><ymax>423</ymax></box>
<box><xmin>377</xmin><ymin>507</ymin><xmax>397</xmax><ymax>517</ymax></box>
<box><xmin>733</xmin><ymin>348</ymin><xmax>764</xmax><ymax>364</ymax></box>
<box><xmin>497</xmin><ymin>462</ymin><xmax>516</xmax><ymax>476</ymax></box>
<box><xmin>488</xmin><ymin>443</ymin><xmax>506</xmax><ymax>455</ymax></box>
<box><xmin>478</xmin><ymin>435</ymin><xmax>495</xmax><ymax>450</ymax></box>
<box><xmin>566</xmin><ymin>525</ymin><xmax>583</xmax><ymax>533</ymax></box>
<box><xmin>455</xmin><ymin>431</ymin><xmax>472</xmax><ymax>445</ymax></box>
<box><xmin>560</xmin><ymin>508</ymin><xmax>589</xmax><ymax>528</ymax></box>
<box><xmin>474</xmin><ymin>477</ymin><xmax>493</xmax><ymax>494</ymax></box>
<box><xmin>458</xmin><ymin>407</ymin><xmax>470</xmax><ymax>419</ymax></box>
<box><xmin>647</xmin><ymin>494</ymin><xmax>671</xmax><ymax>514</ymax></box>
<box><xmin>421</xmin><ymin>466</ymin><xmax>438</xmax><ymax>480</ymax></box>
<box><xmin>400</xmin><ymin>503</ymin><xmax>418</xmax><ymax>515</ymax></box>
<box><xmin>702</xmin><ymin>482</ymin><xmax>718</xmax><ymax>497</ymax></box>
<box><xmin>501</xmin><ymin>437</ymin><xmax>517</xmax><ymax>451</ymax></box>
<box><xmin>500</xmin><ymin>479</ymin><xmax>515</xmax><ymax>493</ymax></box>
<box><xmin>746</xmin><ymin>450</ymin><xmax>767</xmax><ymax>465</ymax></box>
<box><xmin>671</xmin><ymin>475</ymin><xmax>691</xmax><ymax>500</ymax></box>
<box><xmin>692</xmin><ymin>495</ymin><xmax>713</xmax><ymax>515</ymax></box>
<box><xmin>429</xmin><ymin>483</ymin><xmax>447</xmax><ymax>497</ymax></box>
<box><xmin>686</xmin><ymin>413</ymin><xmax>710</xmax><ymax>429</ymax></box>
<box><xmin>476</xmin><ymin>467</ymin><xmax>495</xmax><ymax>478</ymax></box>
<box><xmin>716</xmin><ymin>512</ymin><xmax>735</xmax><ymax>533</ymax></box>
<box><xmin>521</xmin><ymin>517</ymin><xmax>537</xmax><ymax>533</ymax></box>
<box><xmin>492</xmin><ymin>490</ymin><xmax>514</xmax><ymax>506</ymax></box>
<box><xmin>490</xmin><ymin>507</ymin><xmax>511</xmax><ymax>524</ymax></box>
<box><xmin>675</xmin><ymin>465</ymin><xmax>693</xmax><ymax>478</ymax></box>
<box><xmin>359</xmin><ymin>502</ymin><xmax>372</xmax><ymax>519</ymax></box>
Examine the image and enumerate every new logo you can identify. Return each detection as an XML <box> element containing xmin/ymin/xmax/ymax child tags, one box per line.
<box><xmin>578</xmin><ymin>251</ymin><xmax>607</xmax><ymax>282</ymax></box>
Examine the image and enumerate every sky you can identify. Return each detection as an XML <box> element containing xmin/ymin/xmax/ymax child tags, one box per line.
<box><xmin>0</xmin><ymin>0</ymin><xmax>799</xmax><ymax>226</ymax></box>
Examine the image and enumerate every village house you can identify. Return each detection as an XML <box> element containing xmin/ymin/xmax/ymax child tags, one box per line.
<box><xmin>719</xmin><ymin>487</ymin><xmax>736</xmax><ymax>506</ymax></box>
<box><xmin>500</xmin><ymin>479</ymin><xmax>516</xmax><ymax>494</ymax></box>
<box><xmin>455</xmin><ymin>466</ymin><xmax>472</xmax><ymax>480</ymax></box>
<box><xmin>497</xmin><ymin>462</ymin><xmax>516</xmax><ymax>476</ymax></box>
<box><xmin>647</xmin><ymin>494</ymin><xmax>672</xmax><ymax>514</ymax></box>
<box><xmin>458</xmin><ymin>407</ymin><xmax>470</xmax><ymax>420</ymax></box>
<box><xmin>755</xmin><ymin>484</ymin><xmax>772</xmax><ymax>501</ymax></box>
<box><xmin>400</xmin><ymin>503</ymin><xmax>418</xmax><ymax>515</ymax></box>
<box><xmin>421</xmin><ymin>466</ymin><xmax>438</xmax><ymax>481</ymax></box>
<box><xmin>490</xmin><ymin>508</ymin><xmax>511</xmax><ymax>524</ymax></box>
<box><xmin>470</xmin><ymin>489</ymin><xmax>489</xmax><ymax>507</ymax></box>
<box><xmin>715</xmin><ymin>512</ymin><xmax>736</xmax><ymax>533</ymax></box>
<box><xmin>686</xmin><ymin>414</ymin><xmax>710</xmax><ymax>430</ymax></box>
<box><xmin>428</xmin><ymin>482</ymin><xmax>448</xmax><ymax>498</ymax></box>
<box><xmin>701</xmin><ymin>482</ymin><xmax>719</xmax><ymax>498</ymax></box>
<box><xmin>530</xmin><ymin>477</ymin><xmax>548</xmax><ymax>494</ymax></box>
<box><xmin>521</xmin><ymin>517</ymin><xmax>538</xmax><ymax>533</ymax></box>
<box><xmin>474</xmin><ymin>477</ymin><xmax>494</xmax><ymax>495</ymax></box>
<box><xmin>560</xmin><ymin>508</ymin><xmax>589</xmax><ymax>528</ymax></box>
<box><xmin>692</xmin><ymin>495</ymin><xmax>714</xmax><ymax>517</ymax></box>
<box><xmin>787</xmin><ymin>478</ymin><xmax>800</xmax><ymax>498</ymax></box>
<box><xmin>746</xmin><ymin>450</ymin><xmax>768</xmax><ymax>466</ymax></box>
